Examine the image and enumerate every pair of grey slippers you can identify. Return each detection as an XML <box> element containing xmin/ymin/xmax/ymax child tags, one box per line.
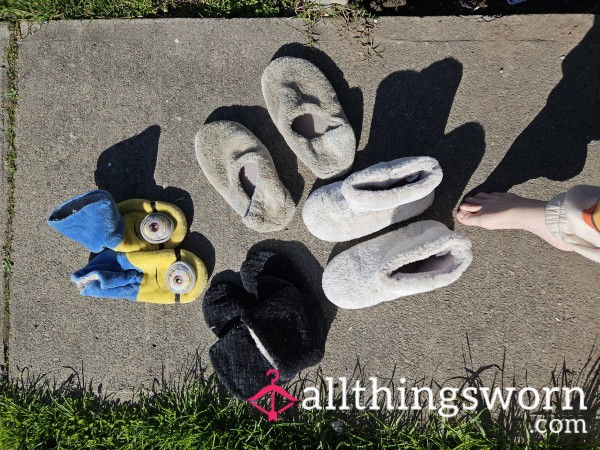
<box><xmin>203</xmin><ymin>250</ymin><xmax>326</xmax><ymax>400</ymax></box>
<box><xmin>302</xmin><ymin>156</ymin><xmax>473</xmax><ymax>309</ymax></box>
<box><xmin>195</xmin><ymin>57</ymin><xmax>356</xmax><ymax>233</ymax></box>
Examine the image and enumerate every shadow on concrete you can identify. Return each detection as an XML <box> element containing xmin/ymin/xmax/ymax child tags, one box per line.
<box><xmin>328</xmin><ymin>58</ymin><xmax>486</xmax><ymax>261</ymax></box>
<box><xmin>94</xmin><ymin>125</ymin><xmax>215</xmax><ymax>274</ymax></box>
<box><xmin>359</xmin><ymin>57</ymin><xmax>486</xmax><ymax>228</ymax></box>
<box><xmin>468</xmin><ymin>16</ymin><xmax>600</xmax><ymax>195</ymax></box>
<box><xmin>272</xmin><ymin>43</ymin><xmax>364</xmax><ymax>148</ymax></box>
<box><xmin>205</xmin><ymin>106</ymin><xmax>305</xmax><ymax>204</ymax></box>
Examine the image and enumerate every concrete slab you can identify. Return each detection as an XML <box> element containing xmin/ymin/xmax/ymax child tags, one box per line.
<box><xmin>0</xmin><ymin>23</ymin><xmax>10</xmax><ymax>373</ymax></box>
<box><xmin>11</xmin><ymin>17</ymin><xmax>600</xmax><ymax>395</ymax></box>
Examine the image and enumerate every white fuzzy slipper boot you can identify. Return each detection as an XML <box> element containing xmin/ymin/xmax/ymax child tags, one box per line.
<box><xmin>195</xmin><ymin>120</ymin><xmax>295</xmax><ymax>232</ymax></box>
<box><xmin>261</xmin><ymin>57</ymin><xmax>356</xmax><ymax>179</ymax></box>
<box><xmin>303</xmin><ymin>157</ymin><xmax>443</xmax><ymax>242</ymax></box>
<box><xmin>322</xmin><ymin>220</ymin><xmax>472</xmax><ymax>309</ymax></box>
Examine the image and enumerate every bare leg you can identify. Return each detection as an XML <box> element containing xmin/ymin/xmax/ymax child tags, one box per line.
<box><xmin>456</xmin><ymin>192</ymin><xmax>572</xmax><ymax>252</ymax></box>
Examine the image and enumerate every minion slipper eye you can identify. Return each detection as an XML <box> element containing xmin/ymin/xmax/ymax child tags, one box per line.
<box><xmin>141</xmin><ymin>213</ymin><xmax>174</xmax><ymax>244</ymax></box>
<box><xmin>166</xmin><ymin>261</ymin><xmax>196</xmax><ymax>294</ymax></box>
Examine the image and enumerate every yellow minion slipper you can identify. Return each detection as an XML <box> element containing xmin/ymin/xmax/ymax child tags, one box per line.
<box><xmin>48</xmin><ymin>190</ymin><xmax>187</xmax><ymax>252</ymax></box>
<box><xmin>71</xmin><ymin>248</ymin><xmax>208</xmax><ymax>304</ymax></box>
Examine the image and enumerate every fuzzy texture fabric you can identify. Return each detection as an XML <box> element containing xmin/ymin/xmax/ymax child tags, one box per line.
<box><xmin>322</xmin><ymin>220</ymin><xmax>473</xmax><ymax>309</ymax></box>
<box><xmin>261</xmin><ymin>57</ymin><xmax>356</xmax><ymax>179</ymax></box>
<box><xmin>240</xmin><ymin>250</ymin><xmax>307</xmax><ymax>298</ymax></box>
<box><xmin>209</xmin><ymin>322</ymin><xmax>283</xmax><ymax>400</ymax></box>
<box><xmin>195</xmin><ymin>120</ymin><xmax>295</xmax><ymax>233</ymax></box>
<box><xmin>48</xmin><ymin>191</ymin><xmax>125</xmax><ymax>253</ymax></box>
<box><xmin>203</xmin><ymin>282</ymin><xmax>257</xmax><ymax>337</ymax></box>
<box><xmin>545</xmin><ymin>185</ymin><xmax>600</xmax><ymax>262</ymax></box>
<box><xmin>115</xmin><ymin>199</ymin><xmax>187</xmax><ymax>251</ymax></box>
<box><xmin>203</xmin><ymin>251</ymin><xmax>326</xmax><ymax>400</ymax></box>
<box><xmin>48</xmin><ymin>190</ymin><xmax>187</xmax><ymax>252</ymax></box>
<box><xmin>303</xmin><ymin>157</ymin><xmax>443</xmax><ymax>242</ymax></box>
<box><xmin>72</xmin><ymin>248</ymin><xmax>208</xmax><ymax>304</ymax></box>
<box><xmin>243</xmin><ymin>284</ymin><xmax>326</xmax><ymax>380</ymax></box>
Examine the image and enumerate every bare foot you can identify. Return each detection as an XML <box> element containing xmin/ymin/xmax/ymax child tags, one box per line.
<box><xmin>456</xmin><ymin>192</ymin><xmax>572</xmax><ymax>252</ymax></box>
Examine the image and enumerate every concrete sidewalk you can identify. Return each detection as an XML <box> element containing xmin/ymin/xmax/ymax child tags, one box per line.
<box><xmin>5</xmin><ymin>16</ymin><xmax>600</xmax><ymax>394</ymax></box>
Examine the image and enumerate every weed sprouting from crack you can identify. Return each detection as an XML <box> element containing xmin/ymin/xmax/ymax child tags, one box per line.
<box><xmin>2</xmin><ymin>23</ymin><xmax>20</xmax><ymax>381</ymax></box>
<box><xmin>296</xmin><ymin>3</ymin><xmax>384</xmax><ymax>60</ymax></box>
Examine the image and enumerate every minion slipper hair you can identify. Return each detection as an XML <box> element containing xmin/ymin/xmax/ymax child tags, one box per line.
<box><xmin>261</xmin><ymin>57</ymin><xmax>356</xmax><ymax>179</ymax></box>
<box><xmin>72</xmin><ymin>248</ymin><xmax>208</xmax><ymax>304</ymax></box>
<box><xmin>195</xmin><ymin>120</ymin><xmax>295</xmax><ymax>233</ymax></box>
<box><xmin>322</xmin><ymin>220</ymin><xmax>472</xmax><ymax>309</ymax></box>
<box><xmin>303</xmin><ymin>157</ymin><xmax>443</xmax><ymax>242</ymax></box>
<box><xmin>48</xmin><ymin>190</ymin><xmax>187</xmax><ymax>252</ymax></box>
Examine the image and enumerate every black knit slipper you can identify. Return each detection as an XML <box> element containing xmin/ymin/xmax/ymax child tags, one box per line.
<box><xmin>241</xmin><ymin>284</ymin><xmax>326</xmax><ymax>380</ymax></box>
<box><xmin>209</xmin><ymin>323</ymin><xmax>292</xmax><ymax>400</ymax></box>
<box><xmin>202</xmin><ymin>282</ymin><xmax>256</xmax><ymax>337</ymax></box>
<box><xmin>240</xmin><ymin>250</ymin><xmax>308</xmax><ymax>298</ymax></box>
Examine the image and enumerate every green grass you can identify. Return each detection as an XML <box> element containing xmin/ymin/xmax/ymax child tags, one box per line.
<box><xmin>0</xmin><ymin>0</ymin><xmax>157</xmax><ymax>20</ymax></box>
<box><xmin>0</xmin><ymin>359</ymin><xmax>598</xmax><ymax>450</ymax></box>
<box><xmin>1</xmin><ymin>22</ymin><xmax>19</xmax><ymax>381</ymax></box>
<box><xmin>0</xmin><ymin>0</ymin><xmax>299</xmax><ymax>20</ymax></box>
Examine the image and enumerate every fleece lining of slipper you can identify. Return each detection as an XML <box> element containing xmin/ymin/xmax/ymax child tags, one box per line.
<box><xmin>341</xmin><ymin>157</ymin><xmax>442</xmax><ymax>211</ymax></box>
<box><xmin>261</xmin><ymin>57</ymin><xmax>356</xmax><ymax>179</ymax></box>
<box><xmin>322</xmin><ymin>220</ymin><xmax>472</xmax><ymax>309</ymax></box>
<box><xmin>303</xmin><ymin>157</ymin><xmax>442</xmax><ymax>242</ymax></box>
<box><xmin>195</xmin><ymin>120</ymin><xmax>295</xmax><ymax>233</ymax></box>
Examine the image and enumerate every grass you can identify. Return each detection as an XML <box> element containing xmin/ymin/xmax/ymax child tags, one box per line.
<box><xmin>0</xmin><ymin>352</ymin><xmax>599</xmax><ymax>450</ymax></box>
<box><xmin>1</xmin><ymin>22</ymin><xmax>19</xmax><ymax>381</ymax></box>
<box><xmin>0</xmin><ymin>0</ymin><xmax>383</xmax><ymax>58</ymax></box>
<box><xmin>0</xmin><ymin>0</ymin><xmax>299</xmax><ymax>20</ymax></box>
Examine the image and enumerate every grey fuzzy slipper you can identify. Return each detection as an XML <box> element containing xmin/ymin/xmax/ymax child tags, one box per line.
<box><xmin>303</xmin><ymin>157</ymin><xmax>443</xmax><ymax>242</ymax></box>
<box><xmin>322</xmin><ymin>220</ymin><xmax>473</xmax><ymax>309</ymax></box>
<box><xmin>195</xmin><ymin>120</ymin><xmax>295</xmax><ymax>232</ymax></box>
<box><xmin>261</xmin><ymin>57</ymin><xmax>356</xmax><ymax>179</ymax></box>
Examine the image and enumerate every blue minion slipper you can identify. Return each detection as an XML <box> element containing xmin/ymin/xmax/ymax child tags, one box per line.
<box><xmin>48</xmin><ymin>190</ymin><xmax>187</xmax><ymax>253</ymax></box>
<box><xmin>71</xmin><ymin>248</ymin><xmax>208</xmax><ymax>304</ymax></box>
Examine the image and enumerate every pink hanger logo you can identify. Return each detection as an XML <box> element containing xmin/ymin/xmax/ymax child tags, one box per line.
<box><xmin>246</xmin><ymin>369</ymin><xmax>300</xmax><ymax>422</ymax></box>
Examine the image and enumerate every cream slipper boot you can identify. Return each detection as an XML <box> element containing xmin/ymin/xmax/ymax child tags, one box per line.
<box><xmin>303</xmin><ymin>157</ymin><xmax>443</xmax><ymax>242</ymax></box>
<box><xmin>322</xmin><ymin>220</ymin><xmax>472</xmax><ymax>309</ymax></box>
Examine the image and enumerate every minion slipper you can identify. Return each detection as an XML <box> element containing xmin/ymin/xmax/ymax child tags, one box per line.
<box><xmin>261</xmin><ymin>57</ymin><xmax>356</xmax><ymax>179</ymax></box>
<box><xmin>48</xmin><ymin>190</ymin><xmax>187</xmax><ymax>253</ymax></box>
<box><xmin>72</xmin><ymin>248</ymin><xmax>208</xmax><ymax>304</ymax></box>
<box><xmin>303</xmin><ymin>157</ymin><xmax>443</xmax><ymax>242</ymax></box>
